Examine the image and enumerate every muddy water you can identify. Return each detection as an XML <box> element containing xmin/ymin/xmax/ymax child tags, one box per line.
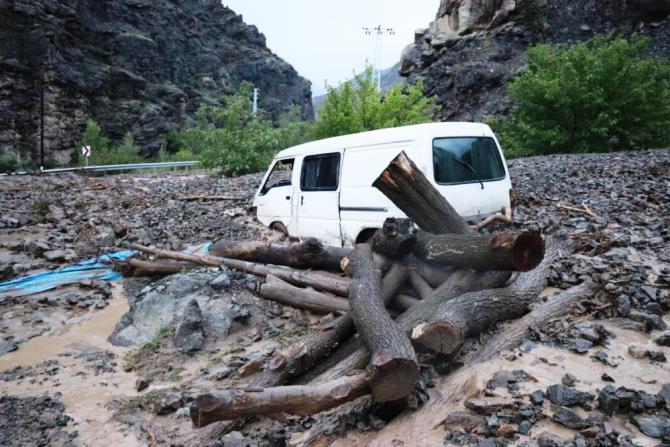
<box><xmin>337</xmin><ymin>320</ymin><xmax>669</xmax><ymax>447</ymax></box>
<box><xmin>0</xmin><ymin>284</ymin><xmax>144</xmax><ymax>447</ymax></box>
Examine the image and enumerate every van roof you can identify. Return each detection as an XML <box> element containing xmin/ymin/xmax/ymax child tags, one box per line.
<box><xmin>274</xmin><ymin>122</ymin><xmax>495</xmax><ymax>159</ymax></box>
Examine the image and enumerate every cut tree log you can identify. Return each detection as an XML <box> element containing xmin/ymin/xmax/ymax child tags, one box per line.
<box><xmin>414</xmin><ymin>230</ymin><xmax>545</xmax><ymax>272</ymax></box>
<box><xmin>473</xmin><ymin>206</ymin><xmax>513</xmax><ymax>231</ymax></box>
<box><xmin>115</xmin><ymin>257</ymin><xmax>198</xmax><ymax>276</ymax></box>
<box><xmin>312</xmin><ymin>237</ymin><xmax>569</xmax><ymax>384</ymax></box>
<box><xmin>371</xmin><ymin>218</ymin><xmax>417</xmax><ymax>258</ymax></box>
<box><xmin>372</xmin><ymin>151</ymin><xmax>472</xmax><ymax>235</ymax></box>
<box><xmin>126</xmin><ymin>244</ymin><xmax>349</xmax><ymax>296</ymax></box>
<box><xmin>210</xmin><ymin>238</ymin><xmax>351</xmax><ymax>271</ymax></box>
<box><xmin>471</xmin><ymin>279</ymin><xmax>596</xmax><ymax>362</ymax></box>
<box><xmin>410</xmin><ymin>236</ymin><xmax>572</xmax><ymax>354</ymax></box>
<box><xmin>407</xmin><ymin>269</ymin><xmax>433</xmax><ymax>300</ymax></box>
<box><xmin>346</xmin><ymin>244</ymin><xmax>419</xmax><ymax>402</ymax></box>
<box><xmin>251</xmin><ymin>262</ymin><xmax>412</xmax><ymax>388</ymax></box>
<box><xmin>259</xmin><ymin>275</ymin><xmax>350</xmax><ymax>314</ymax></box>
<box><xmin>190</xmin><ymin>372</ymin><xmax>369</xmax><ymax>427</ymax></box>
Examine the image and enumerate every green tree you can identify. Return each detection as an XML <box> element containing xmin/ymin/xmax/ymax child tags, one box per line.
<box><xmin>501</xmin><ymin>37</ymin><xmax>670</xmax><ymax>156</ymax></box>
<box><xmin>173</xmin><ymin>82</ymin><xmax>312</xmax><ymax>175</ymax></box>
<box><xmin>314</xmin><ymin>67</ymin><xmax>436</xmax><ymax>139</ymax></box>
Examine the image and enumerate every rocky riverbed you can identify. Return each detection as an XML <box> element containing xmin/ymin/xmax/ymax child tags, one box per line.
<box><xmin>1</xmin><ymin>150</ymin><xmax>669</xmax><ymax>446</ymax></box>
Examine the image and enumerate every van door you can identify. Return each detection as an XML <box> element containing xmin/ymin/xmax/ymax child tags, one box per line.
<box><xmin>254</xmin><ymin>158</ymin><xmax>297</xmax><ymax>235</ymax></box>
<box><xmin>297</xmin><ymin>152</ymin><xmax>343</xmax><ymax>246</ymax></box>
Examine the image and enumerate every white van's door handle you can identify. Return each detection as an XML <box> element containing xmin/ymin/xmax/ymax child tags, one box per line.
<box><xmin>301</xmin><ymin>196</ymin><xmax>304</xmax><ymax>206</ymax></box>
<box><xmin>285</xmin><ymin>195</ymin><xmax>291</xmax><ymax>200</ymax></box>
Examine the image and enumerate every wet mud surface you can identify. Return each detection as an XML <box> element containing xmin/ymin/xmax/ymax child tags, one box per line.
<box><xmin>1</xmin><ymin>150</ymin><xmax>669</xmax><ymax>446</ymax></box>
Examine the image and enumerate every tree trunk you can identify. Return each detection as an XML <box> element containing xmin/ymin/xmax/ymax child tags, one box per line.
<box><xmin>407</xmin><ymin>269</ymin><xmax>433</xmax><ymax>300</ymax></box>
<box><xmin>259</xmin><ymin>275</ymin><xmax>350</xmax><ymax>314</ymax></box>
<box><xmin>346</xmin><ymin>244</ymin><xmax>419</xmax><ymax>402</ymax></box>
<box><xmin>471</xmin><ymin>280</ymin><xmax>596</xmax><ymax>362</ymax></box>
<box><xmin>126</xmin><ymin>243</ymin><xmax>349</xmax><ymax>296</ymax></box>
<box><xmin>372</xmin><ymin>151</ymin><xmax>472</xmax><ymax>234</ymax></box>
<box><xmin>115</xmin><ymin>258</ymin><xmax>199</xmax><ymax>276</ymax></box>
<box><xmin>190</xmin><ymin>373</ymin><xmax>368</xmax><ymax>427</ymax></box>
<box><xmin>251</xmin><ymin>262</ymin><xmax>412</xmax><ymax>388</ymax></box>
<box><xmin>410</xmin><ymin>237</ymin><xmax>572</xmax><ymax>354</ymax></box>
<box><xmin>414</xmin><ymin>230</ymin><xmax>545</xmax><ymax>272</ymax></box>
<box><xmin>210</xmin><ymin>238</ymin><xmax>351</xmax><ymax>271</ymax></box>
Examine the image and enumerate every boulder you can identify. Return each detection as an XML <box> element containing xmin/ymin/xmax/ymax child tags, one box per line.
<box><xmin>173</xmin><ymin>299</ymin><xmax>205</xmax><ymax>353</ymax></box>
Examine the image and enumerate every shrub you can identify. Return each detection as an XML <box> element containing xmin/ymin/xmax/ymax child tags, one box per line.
<box><xmin>0</xmin><ymin>156</ymin><xmax>18</xmax><ymax>173</ymax></box>
<box><xmin>501</xmin><ymin>37</ymin><xmax>670</xmax><ymax>156</ymax></box>
<box><xmin>314</xmin><ymin>67</ymin><xmax>436</xmax><ymax>139</ymax></box>
<box><xmin>75</xmin><ymin>121</ymin><xmax>143</xmax><ymax>165</ymax></box>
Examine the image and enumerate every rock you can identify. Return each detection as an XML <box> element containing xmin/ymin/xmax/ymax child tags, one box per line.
<box><xmin>135</xmin><ymin>376</ymin><xmax>151</xmax><ymax>392</ymax></box>
<box><xmin>215</xmin><ymin>368</ymin><xmax>235</xmax><ymax>381</ymax></box>
<box><xmin>42</xmin><ymin>250</ymin><xmax>69</xmax><ymax>262</ymax></box>
<box><xmin>597</xmin><ymin>386</ymin><xmax>619</xmax><ymax>415</ymax></box>
<box><xmin>655</xmin><ymin>333</ymin><xmax>670</xmax><ymax>347</ymax></box>
<box><xmin>443</xmin><ymin>411</ymin><xmax>485</xmax><ymax>432</ymax></box>
<box><xmin>561</xmin><ymin>373</ymin><xmax>576</xmax><ymax>386</ymax></box>
<box><xmin>546</xmin><ymin>384</ymin><xmax>593</xmax><ymax>407</ymax></box>
<box><xmin>237</xmin><ymin>360</ymin><xmax>262</xmax><ymax>377</ymax></box>
<box><xmin>173</xmin><ymin>299</ymin><xmax>205</xmax><ymax>353</ymax></box>
<box><xmin>570</xmin><ymin>338</ymin><xmax>593</xmax><ymax>354</ymax></box>
<box><xmin>210</xmin><ymin>272</ymin><xmax>232</xmax><ymax>290</ymax></box>
<box><xmin>616</xmin><ymin>295</ymin><xmax>632</xmax><ymax>316</ymax></box>
<box><xmin>518</xmin><ymin>419</ymin><xmax>533</xmax><ymax>435</ymax></box>
<box><xmin>601</xmin><ymin>373</ymin><xmax>615</xmax><ymax>382</ymax></box>
<box><xmin>0</xmin><ymin>0</ymin><xmax>313</xmax><ymax>160</ymax></box>
<box><xmin>553</xmin><ymin>406</ymin><xmax>591</xmax><ymax>430</ymax></box>
<box><xmin>154</xmin><ymin>393</ymin><xmax>183</xmax><ymax>416</ymax></box>
<box><xmin>538</xmin><ymin>431</ymin><xmax>568</xmax><ymax>447</ymax></box>
<box><xmin>631</xmin><ymin>415</ymin><xmax>670</xmax><ymax>440</ymax></box>
<box><xmin>628</xmin><ymin>345</ymin><xmax>647</xmax><ymax>359</ymax></box>
<box><xmin>530</xmin><ymin>389</ymin><xmax>546</xmax><ymax>406</ymax></box>
<box><xmin>649</xmin><ymin>351</ymin><xmax>667</xmax><ymax>362</ymax></box>
<box><xmin>628</xmin><ymin>311</ymin><xmax>667</xmax><ymax>331</ymax></box>
<box><xmin>369</xmin><ymin>414</ymin><xmax>386</xmax><ymax>431</ymax></box>
<box><xmin>592</xmin><ymin>351</ymin><xmax>619</xmax><ymax>367</ymax></box>
<box><xmin>465</xmin><ymin>397</ymin><xmax>519</xmax><ymax>414</ymax></box>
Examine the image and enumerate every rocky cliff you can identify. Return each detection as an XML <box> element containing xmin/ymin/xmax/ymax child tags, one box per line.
<box><xmin>401</xmin><ymin>0</ymin><xmax>670</xmax><ymax>122</ymax></box>
<box><xmin>0</xmin><ymin>0</ymin><xmax>313</xmax><ymax>165</ymax></box>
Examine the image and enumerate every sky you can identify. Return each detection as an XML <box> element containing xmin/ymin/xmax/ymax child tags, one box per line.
<box><xmin>222</xmin><ymin>1</ymin><xmax>440</xmax><ymax>96</ymax></box>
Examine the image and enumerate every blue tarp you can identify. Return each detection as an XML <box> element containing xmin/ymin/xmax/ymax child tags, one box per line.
<box><xmin>0</xmin><ymin>243</ymin><xmax>213</xmax><ymax>297</ymax></box>
<box><xmin>0</xmin><ymin>251</ymin><xmax>136</xmax><ymax>296</ymax></box>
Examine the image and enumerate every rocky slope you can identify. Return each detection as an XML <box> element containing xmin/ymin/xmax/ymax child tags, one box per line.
<box><xmin>401</xmin><ymin>0</ymin><xmax>670</xmax><ymax>121</ymax></box>
<box><xmin>0</xmin><ymin>0</ymin><xmax>313</xmax><ymax>165</ymax></box>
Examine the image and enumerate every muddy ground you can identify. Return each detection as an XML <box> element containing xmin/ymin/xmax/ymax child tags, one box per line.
<box><xmin>0</xmin><ymin>150</ymin><xmax>669</xmax><ymax>447</ymax></box>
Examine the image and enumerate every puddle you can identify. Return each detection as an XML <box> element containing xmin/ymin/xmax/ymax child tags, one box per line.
<box><xmin>0</xmin><ymin>283</ymin><xmax>144</xmax><ymax>447</ymax></box>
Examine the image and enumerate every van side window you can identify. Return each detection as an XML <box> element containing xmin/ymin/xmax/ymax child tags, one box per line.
<box><xmin>300</xmin><ymin>153</ymin><xmax>341</xmax><ymax>191</ymax></box>
<box><xmin>260</xmin><ymin>158</ymin><xmax>294</xmax><ymax>195</ymax></box>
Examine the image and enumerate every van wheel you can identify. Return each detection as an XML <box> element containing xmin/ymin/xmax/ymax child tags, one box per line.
<box><xmin>356</xmin><ymin>228</ymin><xmax>377</xmax><ymax>244</ymax></box>
<box><xmin>270</xmin><ymin>222</ymin><xmax>289</xmax><ymax>239</ymax></box>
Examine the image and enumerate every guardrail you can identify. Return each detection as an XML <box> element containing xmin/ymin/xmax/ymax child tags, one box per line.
<box><xmin>0</xmin><ymin>161</ymin><xmax>199</xmax><ymax>176</ymax></box>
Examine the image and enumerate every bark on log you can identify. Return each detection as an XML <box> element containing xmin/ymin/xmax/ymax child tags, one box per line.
<box><xmin>371</xmin><ymin>218</ymin><xmax>417</xmax><ymax>258</ymax></box>
<box><xmin>190</xmin><ymin>373</ymin><xmax>368</xmax><ymax>427</ymax></box>
<box><xmin>251</xmin><ymin>262</ymin><xmax>412</xmax><ymax>388</ymax></box>
<box><xmin>372</xmin><ymin>151</ymin><xmax>472</xmax><ymax>234</ymax></box>
<box><xmin>346</xmin><ymin>244</ymin><xmax>419</xmax><ymax>402</ymax></box>
<box><xmin>414</xmin><ymin>230</ymin><xmax>545</xmax><ymax>272</ymax></box>
<box><xmin>115</xmin><ymin>258</ymin><xmax>198</xmax><ymax>276</ymax></box>
<box><xmin>408</xmin><ymin>269</ymin><xmax>433</xmax><ymax>300</ymax></box>
<box><xmin>312</xmin><ymin>237</ymin><xmax>569</xmax><ymax>384</ymax></box>
<box><xmin>259</xmin><ymin>275</ymin><xmax>350</xmax><ymax>314</ymax></box>
<box><xmin>471</xmin><ymin>280</ymin><xmax>596</xmax><ymax>362</ymax></box>
<box><xmin>126</xmin><ymin>244</ymin><xmax>349</xmax><ymax>296</ymax></box>
<box><xmin>210</xmin><ymin>238</ymin><xmax>351</xmax><ymax>271</ymax></box>
<box><xmin>410</xmin><ymin>237</ymin><xmax>572</xmax><ymax>354</ymax></box>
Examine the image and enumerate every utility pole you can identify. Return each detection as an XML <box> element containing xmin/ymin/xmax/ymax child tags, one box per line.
<box><xmin>362</xmin><ymin>25</ymin><xmax>395</xmax><ymax>93</ymax></box>
<box><xmin>252</xmin><ymin>88</ymin><xmax>259</xmax><ymax>116</ymax></box>
<box><xmin>40</xmin><ymin>71</ymin><xmax>45</xmax><ymax>169</ymax></box>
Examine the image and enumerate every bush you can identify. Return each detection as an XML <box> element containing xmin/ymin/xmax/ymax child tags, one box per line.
<box><xmin>314</xmin><ymin>67</ymin><xmax>436</xmax><ymax>139</ymax></box>
<box><xmin>500</xmin><ymin>37</ymin><xmax>670</xmax><ymax>156</ymax></box>
<box><xmin>74</xmin><ymin>121</ymin><xmax>144</xmax><ymax>165</ymax></box>
<box><xmin>172</xmin><ymin>82</ymin><xmax>313</xmax><ymax>175</ymax></box>
<box><xmin>0</xmin><ymin>156</ymin><xmax>18</xmax><ymax>173</ymax></box>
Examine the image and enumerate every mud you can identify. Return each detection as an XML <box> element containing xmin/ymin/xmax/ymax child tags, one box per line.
<box><xmin>0</xmin><ymin>150</ymin><xmax>669</xmax><ymax>446</ymax></box>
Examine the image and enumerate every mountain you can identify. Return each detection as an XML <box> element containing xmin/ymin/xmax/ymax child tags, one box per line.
<box><xmin>312</xmin><ymin>62</ymin><xmax>405</xmax><ymax>114</ymax></box>
<box><xmin>0</xmin><ymin>0</ymin><xmax>313</xmax><ymax>164</ymax></box>
<box><xmin>400</xmin><ymin>0</ymin><xmax>670</xmax><ymax>122</ymax></box>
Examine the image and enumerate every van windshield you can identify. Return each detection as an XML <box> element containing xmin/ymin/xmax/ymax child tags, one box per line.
<box><xmin>433</xmin><ymin>137</ymin><xmax>505</xmax><ymax>185</ymax></box>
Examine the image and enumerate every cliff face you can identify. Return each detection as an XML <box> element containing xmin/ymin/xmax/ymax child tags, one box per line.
<box><xmin>401</xmin><ymin>0</ymin><xmax>670</xmax><ymax>122</ymax></box>
<box><xmin>0</xmin><ymin>0</ymin><xmax>313</xmax><ymax>164</ymax></box>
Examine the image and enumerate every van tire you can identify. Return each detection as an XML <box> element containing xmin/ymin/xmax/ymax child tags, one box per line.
<box><xmin>356</xmin><ymin>228</ymin><xmax>378</xmax><ymax>244</ymax></box>
<box><xmin>270</xmin><ymin>222</ymin><xmax>289</xmax><ymax>238</ymax></box>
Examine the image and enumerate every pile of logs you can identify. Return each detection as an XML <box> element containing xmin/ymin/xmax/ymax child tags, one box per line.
<box><xmin>121</xmin><ymin>152</ymin><xmax>590</xmax><ymax>429</ymax></box>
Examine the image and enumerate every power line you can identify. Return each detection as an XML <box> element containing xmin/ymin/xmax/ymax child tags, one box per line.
<box><xmin>362</xmin><ymin>25</ymin><xmax>395</xmax><ymax>93</ymax></box>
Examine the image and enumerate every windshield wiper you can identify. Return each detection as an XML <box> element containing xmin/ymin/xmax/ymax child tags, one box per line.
<box><xmin>453</xmin><ymin>158</ymin><xmax>485</xmax><ymax>189</ymax></box>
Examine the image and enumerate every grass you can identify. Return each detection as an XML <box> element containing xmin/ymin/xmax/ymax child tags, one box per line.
<box><xmin>122</xmin><ymin>325</ymin><xmax>175</xmax><ymax>372</ymax></box>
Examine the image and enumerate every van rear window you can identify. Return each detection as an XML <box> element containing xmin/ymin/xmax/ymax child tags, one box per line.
<box><xmin>433</xmin><ymin>137</ymin><xmax>505</xmax><ymax>185</ymax></box>
<box><xmin>301</xmin><ymin>153</ymin><xmax>340</xmax><ymax>191</ymax></box>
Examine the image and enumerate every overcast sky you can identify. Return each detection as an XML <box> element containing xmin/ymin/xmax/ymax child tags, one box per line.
<box><xmin>222</xmin><ymin>1</ymin><xmax>439</xmax><ymax>96</ymax></box>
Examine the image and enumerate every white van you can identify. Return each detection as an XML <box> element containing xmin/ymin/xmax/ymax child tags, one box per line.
<box><xmin>252</xmin><ymin>122</ymin><xmax>512</xmax><ymax>247</ymax></box>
